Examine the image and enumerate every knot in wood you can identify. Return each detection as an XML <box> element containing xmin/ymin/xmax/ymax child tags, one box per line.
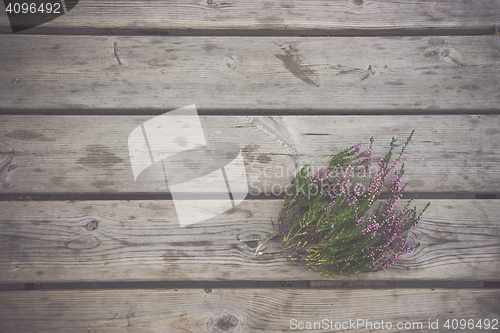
<box><xmin>86</xmin><ymin>219</ymin><xmax>99</xmax><ymax>231</ymax></box>
<box><xmin>246</xmin><ymin>241</ymin><xmax>258</xmax><ymax>248</ymax></box>
<box><xmin>211</xmin><ymin>313</ymin><xmax>240</xmax><ymax>332</ymax></box>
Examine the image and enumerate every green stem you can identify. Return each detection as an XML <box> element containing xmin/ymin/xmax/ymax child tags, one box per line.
<box><xmin>254</xmin><ymin>231</ymin><xmax>283</xmax><ymax>255</ymax></box>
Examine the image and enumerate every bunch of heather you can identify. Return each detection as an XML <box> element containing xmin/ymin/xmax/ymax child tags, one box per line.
<box><xmin>268</xmin><ymin>130</ymin><xmax>430</xmax><ymax>277</ymax></box>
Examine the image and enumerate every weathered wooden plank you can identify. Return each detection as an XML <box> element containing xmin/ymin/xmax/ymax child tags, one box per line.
<box><xmin>1</xmin><ymin>115</ymin><xmax>499</xmax><ymax>194</ymax></box>
<box><xmin>0</xmin><ymin>289</ymin><xmax>498</xmax><ymax>332</ymax></box>
<box><xmin>1</xmin><ymin>36</ymin><xmax>499</xmax><ymax>111</ymax></box>
<box><xmin>0</xmin><ymin>0</ymin><xmax>498</xmax><ymax>35</ymax></box>
<box><xmin>0</xmin><ymin>199</ymin><xmax>498</xmax><ymax>283</ymax></box>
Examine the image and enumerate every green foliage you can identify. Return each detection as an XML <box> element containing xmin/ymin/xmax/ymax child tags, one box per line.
<box><xmin>273</xmin><ymin>131</ymin><xmax>430</xmax><ymax>277</ymax></box>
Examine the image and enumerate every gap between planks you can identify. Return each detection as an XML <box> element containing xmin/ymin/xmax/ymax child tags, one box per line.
<box><xmin>2</xmin><ymin>108</ymin><xmax>500</xmax><ymax>116</ymax></box>
<box><xmin>1</xmin><ymin>280</ymin><xmax>487</xmax><ymax>291</ymax></box>
<box><xmin>0</xmin><ymin>28</ymin><xmax>497</xmax><ymax>37</ymax></box>
<box><xmin>0</xmin><ymin>192</ymin><xmax>495</xmax><ymax>201</ymax></box>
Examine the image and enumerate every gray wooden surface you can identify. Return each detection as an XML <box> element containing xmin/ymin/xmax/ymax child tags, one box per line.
<box><xmin>1</xmin><ymin>115</ymin><xmax>499</xmax><ymax>194</ymax></box>
<box><xmin>1</xmin><ymin>1</ymin><xmax>499</xmax><ymax>330</ymax></box>
<box><xmin>0</xmin><ymin>199</ymin><xmax>498</xmax><ymax>283</ymax></box>
<box><xmin>0</xmin><ymin>289</ymin><xmax>498</xmax><ymax>333</ymax></box>
<box><xmin>1</xmin><ymin>36</ymin><xmax>499</xmax><ymax>112</ymax></box>
<box><xmin>0</xmin><ymin>0</ymin><xmax>498</xmax><ymax>35</ymax></box>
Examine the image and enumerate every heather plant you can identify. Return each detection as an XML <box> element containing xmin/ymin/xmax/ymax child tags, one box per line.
<box><xmin>255</xmin><ymin>130</ymin><xmax>430</xmax><ymax>278</ymax></box>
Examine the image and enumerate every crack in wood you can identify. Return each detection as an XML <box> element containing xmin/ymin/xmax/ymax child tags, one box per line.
<box><xmin>113</xmin><ymin>40</ymin><xmax>123</xmax><ymax>66</ymax></box>
<box><xmin>125</xmin><ymin>311</ymin><xmax>134</xmax><ymax>327</ymax></box>
<box><xmin>206</xmin><ymin>0</ymin><xmax>233</xmax><ymax>8</ymax></box>
<box><xmin>248</xmin><ymin>116</ymin><xmax>299</xmax><ymax>157</ymax></box>
<box><xmin>0</xmin><ymin>150</ymin><xmax>16</xmax><ymax>183</ymax></box>
<box><xmin>333</xmin><ymin>65</ymin><xmax>374</xmax><ymax>83</ymax></box>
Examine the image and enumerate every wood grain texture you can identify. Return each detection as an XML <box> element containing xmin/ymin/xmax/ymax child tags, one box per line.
<box><xmin>0</xmin><ymin>0</ymin><xmax>499</xmax><ymax>35</ymax></box>
<box><xmin>0</xmin><ymin>289</ymin><xmax>498</xmax><ymax>332</ymax></box>
<box><xmin>1</xmin><ymin>35</ymin><xmax>499</xmax><ymax>111</ymax></box>
<box><xmin>0</xmin><ymin>199</ymin><xmax>498</xmax><ymax>283</ymax></box>
<box><xmin>0</xmin><ymin>115</ymin><xmax>499</xmax><ymax>194</ymax></box>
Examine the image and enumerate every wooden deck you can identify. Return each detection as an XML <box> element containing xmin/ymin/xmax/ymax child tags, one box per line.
<box><xmin>0</xmin><ymin>1</ymin><xmax>499</xmax><ymax>332</ymax></box>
